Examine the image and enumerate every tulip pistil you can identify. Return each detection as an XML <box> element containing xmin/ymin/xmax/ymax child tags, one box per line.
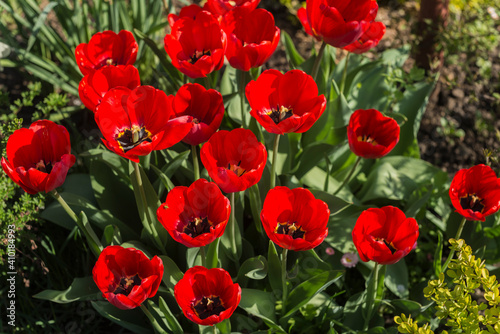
<box><xmin>358</xmin><ymin>134</ymin><xmax>378</xmax><ymax>146</ymax></box>
<box><xmin>268</xmin><ymin>105</ymin><xmax>294</xmax><ymax>124</ymax></box>
<box><xmin>193</xmin><ymin>295</ymin><xmax>226</xmax><ymax>320</ymax></box>
<box><xmin>105</xmin><ymin>58</ymin><xmax>116</xmax><ymax>66</ymax></box>
<box><xmin>374</xmin><ymin>237</ymin><xmax>397</xmax><ymax>254</ymax></box>
<box><xmin>184</xmin><ymin>216</ymin><xmax>212</xmax><ymax>237</ymax></box>
<box><xmin>275</xmin><ymin>222</ymin><xmax>306</xmax><ymax>239</ymax></box>
<box><xmin>35</xmin><ymin>160</ymin><xmax>53</xmax><ymax>173</ymax></box>
<box><xmin>460</xmin><ymin>193</ymin><xmax>485</xmax><ymax>213</ymax></box>
<box><xmin>116</xmin><ymin>125</ymin><xmax>152</xmax><ymax>152</ymax></box>
<box><xmin>228</xmin><ymin>160</ymin><xmax>246</xmax><ymax>177</ymax></box>
<box><xmin>114</xmin><ymin>274</ymin><xmax>142</xmax><ymax>296</ymax></box>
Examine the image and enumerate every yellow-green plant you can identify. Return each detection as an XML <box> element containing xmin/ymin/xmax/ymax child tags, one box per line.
<box><xmin>395</xmin><ymin>238</ymin><xmax>500</xmax><ymax>334</ymax></box>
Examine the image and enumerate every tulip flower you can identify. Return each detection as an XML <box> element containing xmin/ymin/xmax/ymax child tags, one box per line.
<box><xmin>75</xmin><ymin>30</ymin><xmax>138</xmax><ymax>75</ymax></box>
<box><xmin>157</xmin><ymin>179</ymin><xmax>230</xmax><ymax>248</ymax></box>
<box><xmin>347</xmin><ymin>108</ymin><xmax>400</xmax><ymax>159</ymax></box>
<box><xmin>204</xmin><ymin>0</ymin><xmax>260</xmax><ymax>17</ymax></box>
<box><xmin>261</xmin><ymin>187</ymin><xmax>330</xmax><ymax>251</ymax></box>
<box><xmin>449</xmin><ymin>164</ymin><xmax>500</xmax><ymax>222</ymax></box>
<box><xmin>297</xmin><ymin>0</ymin><xmax>377</xmax><ymax>48</ymax></box>
<box><xmin>200</xmin><ymin>128</ymin><xmax>267</xmax><ymax>193</ymax></box>
<box><xmin>352</xmin><ymin>206</ymin><xmax>419</xmax><ymax>265</ymax></box>
<box><xmin>221</xmin><ymin>8</ymin><xmax>280</xmax><ymax>71</ymax></box>
<box><xmin>1</xmin><ymin>120</ymin><xmax>75</xmax><ymax>194</ymax></box>
<box><xmin>167</xmin><ymin>4</ymin><xmax>204</xmax><ymax>26</ymax></box>
<box><xmin>164</xmin><ymin>11</ymin><xmax>227</xmax><ymax>78</ymax></box>
<box><xmin>94</xmin><ymin>86</ymin><xmax>193</xmax><ymax>162</ymax></box>
<box><xmin>343</xmin><ymin>21</ymin><xmax>386</xmax><ymax>54</ymax></box>
<box><xmin>78</xmin><ymin>65</ymin><xmax>140</xmax><ymax>112</ymax></box>
<box><xmin>92</xmin><ymin>246</ymin><xmax>163</xmax><ymax>310</ymax></box>
<box><xmin>246</xmin><ymin>69</ymin><xmax>326</xmax><ymax>134</ymax></box>
<box><xmin>172</xmin><ymin>83</ymin><xmax>225</xmax><ymax>146</ymax></box>
<box><xmin>174</xmin><ymin>266</ymin><xmax>241</xmax><ymax>326</ymax></box>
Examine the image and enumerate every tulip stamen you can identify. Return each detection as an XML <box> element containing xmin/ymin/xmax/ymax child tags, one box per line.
<box><xmin>114</xmin><ymin>274</ymin><xmax>142</xmax><ymax>296</ymax></box>
<box><xmin>193</xmin><ymin>295</ymin><xmax>226</xmax><ymax>320</ymax></box>
<box><xmin>35</xmin><ymin>160</ymin><xmax>53</xmax><ymax>173</ymax></box>
<box><xmin>228</xmin><ymin>160</ymin><xmax>247</xmax><ymax>177</ymax></box>
<box><xmin>189</xmin><ymin>49</ymin><xmax>212</xmax><ymax>64</ymax></box>
<box><xmin>228</xmin><ymin>0</ymin><xmax>237</xmax><ymax>6</ymax></box>
<box><xmin>105</xmin><ymin>58</ymin><xmax>116</xmax><ymax>66</ymax></box>
<box><xmin>460</xmin><ymin>193</ymin><xmax>485</xmax><ymax>213</ymax></box>
<box><xmin>374</xmin><ymin>237</ymin><xmax>397</xmax><ymax>254</ymax></box>
<box><xmin>358</xmin><ymin>134</ymin><xmax>378</xmax><ymax>146</ymax></box>
<box><xmin>116</xmin><ymin>125</ymin><xmax>152</xmax><ymax>153</ymax></box>
<box><xmin>268</xmin><ymin>105</ymin><xmax>294</xmax><ymax>124</ymax></box>
<box><xmin>275</xmin><ymin>222</ymin><xmax>306</xmax><ymax>239</ymax></box>
<box><xmin>184</xmin><ymin>216</ymin><xmax>212</xmax><ymax>237</ymax></box>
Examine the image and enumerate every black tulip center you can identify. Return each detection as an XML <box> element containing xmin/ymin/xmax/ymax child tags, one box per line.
<box><xmin>184</xmin><ymin>217</ymin><xmax>212</xmax><ymax>237</ymax></box>
<box><xmin>193</xmin><ymin>296</ymin><xmax>226</xmax><ymax>320</ymax></box>
<box><xmin>275</xmin><ymin>222</ymin><xmax>306</xmax><ymax>239</ymax></box>
<box><xmin>189</xmin><ymin>50</ymin><xmax>211</xmax><ymax>64</ymax></box>
<box><xmin>268</xmin><ymin>105</ymin><xmax>293</xmax><ymax>124</ymax></box>
<box><xmin>116</xmin><ymin>126</ymin><xmax>152</xmax><ymax>153</ymax></box>
<box><xmin>460</xmin><ymin>193</ymin><xmax>485</xmax><ymax>213</ymax></box>
<box><xmin>114</xmin><ymin>274</ymin><xmax>142</xmax><ymax>296</ymax></box>
<box><xmin>35</xmin><ymin>160</ymin><xmax>53</xmax><ymax>174</ymax></box>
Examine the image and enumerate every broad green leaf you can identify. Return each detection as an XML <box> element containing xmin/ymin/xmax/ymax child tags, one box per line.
<box><xmin>385</xmin><ymin>260</ymin><xmax>409</xmax><ymax>298</ymax></box>
<box><xmin>267</xmin><ymin>241</ymin><xmax>282</xmax><ymax>298</ymax></box>
<box><xmin>158</xmin><ymin>297</ymin><xmax>183</xmax><ymax>334</ymax></box>
<box><xmin>159</xmin><ymin>255</ymin><xmax>184</xmax><ymax>290</ymax></box>
<box><xmin>102</xmin><ymin>224</ymin><xmax>122</xmax><ymax>246</ymax></box>
<box><xmin>239</xmin><ymin>288</ymin><xmax>284</xmax><ymax>332</ymax></box>
<box><xmin>33</xmin><ymin>276</ymin><xmax>100</xmax><ymax>303</ymax></box>
<box><xmin>281</xmin><ymin>30</ymin><xmax>304</xmax><ymax>68</ymax></box>
<box><xmin>342</xmin><ymin>291</ymin><xmax>366</xmax><ymax>331</ymax></box>
<box><xmin>91</xmin><ymin>301</ymin><xmax>151</xmax><ymax>334</ymax></box>
<box><xmin>284</xmin><ymin>270</ymin><xmax>343</xmax><ymax>317</ymax></box>
<box><xmin>206</xmin><ymin>238</ymin><xmax>220</xmax><ymax>269</ymax></box>
<box><xmin>390</xmin><ymin>299</ymin><xmax>422</xmax><ymax>317</ymax></box>
<box><xmin>237</xmin><ymin>255</ymin><xmax>268</xmax><ymax>282</ymax></box>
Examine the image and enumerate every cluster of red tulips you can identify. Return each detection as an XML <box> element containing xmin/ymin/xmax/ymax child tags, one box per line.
<box><xmin>2</xmin><ymin>0</ymin><xmax>500</xmax><ymax>330</ymax></box>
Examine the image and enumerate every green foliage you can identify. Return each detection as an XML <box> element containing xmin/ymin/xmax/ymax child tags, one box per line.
<box><xmin>395</xmin><ymin>239</ymin><xmax>500</xmax><ymax>333</ymax></box>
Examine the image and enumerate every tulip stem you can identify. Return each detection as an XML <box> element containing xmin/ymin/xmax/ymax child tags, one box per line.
<box><xmin>441</xmin><ymin>217</ymin><xmax>467</xmax><ymax>273</ymax></box>
<box><xmin>213</xmin><ymin>325</ymin><xmax>218</xmax><ymax>334</ymax></box>
<box><xmin>140</xmin><ymin>304</ymin><xmax>167</xmax><ymax>334</ymax></box>
<box><xmin>333</xmin><ymin>156</ymin><xmax>362</xmax><ymax>196</ymax></box>
<box><xmin>363</xmin><ymin>262</ymin><xmax>380</xmax><ymax>331</ymax></box>
<box><xmin>281</xmin><ymin>248</ymin><xmax>289</xmax><ymax>316</ymax></box>
<box><xmin>204</xmin><ymin>76</ymin><xmax>211</xmax><ymax>90</ymax></box>
<box><xmin>192</xmin><ymin>145</ymin><xmax>200</xmax><ymax>181</ymax></box>
<box><xmin>270</xmin><ymin>134</ymin><xmax>280</xmax><ymax>190</ymax></box>
<box><xmin>133</xmin><ymin>161</ymin><xmax>164</xmax><ymax>252</ymax></box>
<box><xmin>50</xmin><ymin>190</ymin><xmax>102</xmax><ymax>257</ymax></box>
<box><xmin>200</xmin><ymin>246</ymin><xmax>206</xmax><ymax>268</ymax></box>
<box><xmin>339</xmin><ymin>52</ymin><xmax>350</xmax><ymax>96</ymax></box>
<box><xmin>311</xmin><ymin>41</ymin><xmax>327</xmax><ymax>82</ymax></box>
<box><xmin>239</xmin><ymin>70</ymin><xmax>248</xmax><ymax>128</ymax></box>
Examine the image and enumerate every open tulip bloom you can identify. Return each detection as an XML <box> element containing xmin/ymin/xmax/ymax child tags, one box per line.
<box><xmin>78</xmin><ymin>65</ymin><xmax>140</xmax><ymax>113</ymax></box>
<box><xmin>352</xmin><ymin>206</ymin><xmax>419</xmax><ymax>265</ymax></box>
<box><xmin>449</xmin><ymin>164</ymin><xmax>500</xmax><ymax>222</ymax></box>
<box><xmin>94</xmin><ymin>85</ymin><xmax>193</xmax><ymax>162</ymax></box>
<box><xmin>1</xmin><ymin>120</ymin><xmax>76</xmax><ymax>195</ymax></box>
<box><xmin>347</xmin><ymin>108</ymin><xmax>400</xmax><ymax>159</ymax></box>
<box><xmin>174</xmin><ymin>266</ymin><xmax>241</xmax><ymax>326</ymax></box>
<box><xmin>157</xmin><ymin>179</ymin><xmax>230</xmax><ymax>248</ymax></box>
<box><xmin>200</xmin><ymin>128</ymin><xmax>267</xmax><ymax>193</ymax></box>
<box><xmin>75</xmin><ymin>30</ymin><xmax>138</xmax><ymax>76</ymax></box>
<box><xmin>261</xmin><ymin>187</ymin><xmax>330</xmax><ymax>251</ymax></box>
<box><xmin>92</xmin><ymin>246</ymin><xmax>163</xmax><ymax>310</ymax></box>
<box><xmin>204</xmin><ymin>0</ymin><xmax>260</xmax><ymax>17</ymax></box>
<box><xmin>246</xmin><ymin>69</ymin><xmax>327</xmax><ymax>134</ymax></box>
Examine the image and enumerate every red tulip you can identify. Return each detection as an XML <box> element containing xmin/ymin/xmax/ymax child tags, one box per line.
<box><xmin>164</xmin><ymin>11</ymin><xmax>227</xmax><ymax>78</ymax></box>
<box><xmin>75</xmin><ymin>30</ymin><xmax>138</xmax><ymax>76</ymax></box>
<box><xmin>94</xmin><ymin>86</ymin><xmax>193</xmax><ymax>162</ymax></box>
<box><xmin>352</xmin><ymin>206</ymin><xmax>419</xmax><ymax>265</ymax></box>
<box><xmin>261</xmin><ymin>187</ymin><xmax>329</xmax><ymax>251</ymax></box>
<box><xmin>167</xmin><ymin>4</ymin><xmax>204</xmax><ymax>26</ymax></box>
<box><xmin>221</xmin><ymin>8</ymin><xmax>280</xmax><ymax>71</ymax></box>
<box><xmin>347</xmin><ymin>109</ymin><xmax>400</xmax><ymax>159</ymax></box>
<box><xmin>343</xmin><ymin>21</ymin><xmax>386</xmax><ymax>54</ymax></box>
<box><xmin>200</xmin><ymin>128</ymin><xmax>267</xmax><ymax>193</ymax></box>
<box><xmin>1</xmin><ymin>120</ymin><xmax>75</xmax><ymax>195</ymax></box>
<box><xmin>157</xmin><ymin>179</ymin><xmax>230</xmax><ymax>248</ymax></box>
<box><xmin>204</xmin><ymin>0</ymin><xmax>260</xmax><ymax>17</ymax></box>
<box><xmin>449</xmin><ymin>164</ymin><xmax>500</xmax><ymax>222</ymax></box>
<box><xmin>246</xmin><ymin>69</ymin><xmax>326</xmax><ymax>134</ymax></box>
<box><xmin>174</xmin><ymin>266</ymin><xmax>241</xmax><ymax>326</ymax></box>
<box><xmin>92</xmin><ymin>245</ymin><xmax>163</xmax><ymax>310</ymax></box>
<box><xmin>78</xmin><ymin>65</ymin><xmax>140</xmax><ymax>112</ymax></box>
<box><xmin>172</xmin><ymin>83</ymin><xmax>225</xmax><ymax>146</ymax></box>
<box><xmin>297</xmin><ymin>0</ymin><xmax>377</xmax><ymax>48</ymax></box>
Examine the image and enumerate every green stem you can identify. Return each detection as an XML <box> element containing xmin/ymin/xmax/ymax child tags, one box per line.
<box><xmin>192</xmin><ymin>145</ymin><xmax>200</xmax><ymax>181</ymax></box>
<box><xmin>333</xmin><ymin>156</ymin><xmax>362</xmax><ymax>196</ymax></box>
<box><xmin>51</xmin><ymin>190</ymin><xmax>102</xmax><ymax>257</ymax></box>
<box><xmin>339</xmin><ymin>52</ymin><xmax>350</xmax><ymax>96</ymax></box>
<box><xmin>200</xmin><ymin>246</ymin><xmax>206</xmax><ymax>268</ymax></box>
<box><xmin>363</xmin><ymin>262</ymin><xmax>380</xmax><ymax>331</ymax></box>
<box><xmin>270</xmin><ymin>134</ymin><xmax>280</xmax><ymax>190</ymax></box>
<box><xmin>442</xmin><ymin>217</ymin><xmax>467</xmax><ymax>272</ymax></box>
<box><xmin>311</xmin><ymin>41</ymin><xmax>327</xmax><ymax>82</ymax></box>
<box><xmin>239</xmin><ymin>70</ymin><xmax>248</xmax><ymax>128</ymax></box>
<box><xmin>229</xmin><ymin>193</ymin><xmax>238</xmax><ymax>262</ymax></box>
<box><xmin>281</xmin><ymin>248</ymin><xmax>288</xmax><ymax>316</ymax></box>
<box><xmin>140</xmin><ymin>304</ymin><xmax>167</xmax><ymax>334</ymax></box>
<box><xmin>213</xmin><ymin>325</ymin><xmax>217</xmax><ymax>334</ymax></box>
<box><xmin>203</xmin><ymin>76</ymin><xmax>211</xmax><ymax>90</ymax></box>
<box><xmin>133</xmin><ymin>161</ymin><xmax>164</xmax><ymax>251</ymax></box>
